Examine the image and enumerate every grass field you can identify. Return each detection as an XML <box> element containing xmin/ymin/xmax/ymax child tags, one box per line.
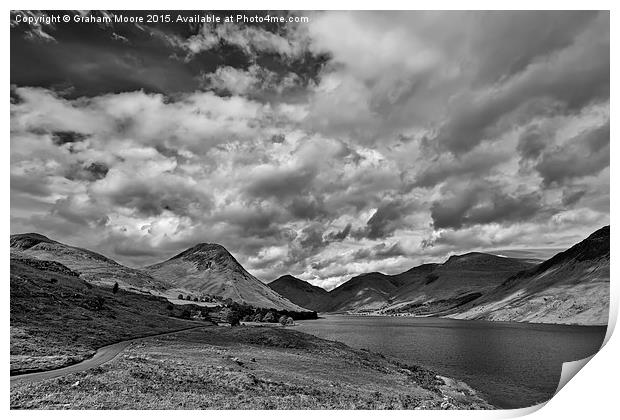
<box><xmin>10</xmin><ymin>326</ymin><xmax>493</xmax><ymax>409</ymax></box>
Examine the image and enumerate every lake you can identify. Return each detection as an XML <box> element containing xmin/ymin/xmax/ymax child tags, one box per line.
<box><xmin>293</xmin><ymin>315</ymin><xmax>606</xmax><ymax>409</ymax></box>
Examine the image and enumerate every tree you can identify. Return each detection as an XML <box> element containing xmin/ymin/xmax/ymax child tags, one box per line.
<box><xmin>224</xmin><ymin>308</ymin><xmax>241</xmax><ymax>326</ymax></box>
<box><xmin>112</xmin><ymin>282</ymin><xmax>119</xmax><ymax>294</ymax></box>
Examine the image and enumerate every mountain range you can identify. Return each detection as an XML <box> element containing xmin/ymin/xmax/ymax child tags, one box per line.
<box><xmin>269</xmin><ymin>253</ymin><xmax>535</xmax><ymax>314</ymax></box>
<box><xmin>269</xmin><ymin>226</ymin><xmax>609</xmax><ymax>326</ymax></box>
<box><xmin>10</xmin><ymin>226</ymin><xmax>610</xmax><ymax>325</ymax></box>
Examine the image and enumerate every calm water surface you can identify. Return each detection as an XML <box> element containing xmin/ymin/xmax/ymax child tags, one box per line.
<box><xmin>293</xmin><ymin>315</ymin><xmax>606</xmax><ymax>409</ymax></box>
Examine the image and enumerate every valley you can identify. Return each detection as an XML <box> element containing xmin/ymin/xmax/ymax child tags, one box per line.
<box><xmin>9</xmin><ymin>226</ymin><xmax>609</xmax><ymax>409</ymax></box>
<box><xmin>269</xmin><ymin>226</ymin><xmax>610</xmax><ymax>326</ymax></box>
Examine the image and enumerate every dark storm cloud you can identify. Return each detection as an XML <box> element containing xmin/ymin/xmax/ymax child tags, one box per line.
<box><xmin>534</xmin><ymin>121</ymin><xmax>610</xmax><ymax>186</ymax></box>
<box><xmin>287</xmin><ymin>196</ymin><xmax>328</xmax><ymax>220</ymax></box>
<box><xmin>430</xmin><ymin>186</ymin><xmax>548</xmax><ymax>230</ymax></box>
<box><xmin>10</xmin><ymin>11</ymin><xmax>326</xmax><ymax>98</ymax></box>
<box><xmin>100</xmin><ymin>177</ymin><xmax>212</xmax><ymax>218</ymax></box>
<box><xmin>353</xmin><ymin>242</ymin><xmax>406</xmax><ymax>260</ymax></box>
<box><xmin>353</xmin><ymin>200</ymin><xmax>413</xmax><ymax>240</ymax></box>
<box><xmin>244</xmin><ymin>167</ymin><xmax>317</xmax><ymax>199</ymax></box>
<box><xmin>561</xmin><ymin>188</ymin><xmax>588</xmax><ymax>207</ymax></box>
<box><xmin>517</xmin><ymin>124</ymin><xmax>549</xmax><ymax>161</ymax></box>
<box><xmin>51</xmin><ymin>130</ymin><xmax>89</xmax><ymax>145</ymax></box>
<box><xmin>326</xmin><ymin>223</ymin><xmax>352</xmax><ymax>241</ymax></box>
<box><xmin>414</xmin><ymin>149</ymin><xmax>510</xmax><ymax>188</ymax></box>
<box><xmin>64</xmin><ymin>162</ymin><xmax>109</xmax><ymax>181</ymax></box>
<box><xmin>469</xmin><ymin>11</ymin><xmax>599</xmax><ymax>84</ymax></box>
<box><xmin>432</xmin><ymin>12</ymin><xmax>609</xmax><ymax>154</ymax></box>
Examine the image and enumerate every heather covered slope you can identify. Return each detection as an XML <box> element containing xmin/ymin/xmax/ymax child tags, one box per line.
<box><xmin>268</xmin><ymin>275</ymin><xmax>331</xmax><ymax>312</ymax></box>
<box><xmin>145</xmin><ymin>244</ymin><xmax>308</xmax><ymax>312</ymax></box>
<box><xmin>449</xmin><ymin>226</ymin><xmax>610</xmax><ymax>325</ymax></box>
<box><xmin>10</xmin><ymin>233</ymin><xmax>167</xmax><ymax>294</ymax></box>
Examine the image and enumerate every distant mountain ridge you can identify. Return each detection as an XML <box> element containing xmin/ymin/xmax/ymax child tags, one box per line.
<box><xmin>268</xmin><ymin>252</ymin><xmax>534</xmax><ymax>313</ymax></box>
<box><xmin>268</xmin><ymin>227</ymin><xmax>610</xmax><ymax>325</ymax></box>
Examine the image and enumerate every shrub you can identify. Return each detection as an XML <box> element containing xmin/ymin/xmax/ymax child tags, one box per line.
<box><xmin>81</xmin><ymin>295</ymin><xmax>105</xmax><ymax>311</ymax></box>
<box><xmin>178</xmin><ymin>294</ymin><xmax>184</xmax><ymax>300</ymax></box>
<box><xmin>278</xmin><ymin>315</ymin><xmax>288</xmax><ymax>325</ymax></box>
<box><xmin>112</xmin><ymin>282</ymin><xmax>119</xmax><ymax>294</ymax></box>
<box><xmin>262</xmin><ymin>312</ymin><xmax>276</xmax><ymax>323</ymax></box>
<box><xmin>252</xmin><ymin>313</ymin><xmax>263</xmax><ymax>322</ymax></box>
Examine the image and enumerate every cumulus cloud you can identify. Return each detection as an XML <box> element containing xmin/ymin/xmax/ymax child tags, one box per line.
<box><xmin>10</xmin><ymin>11</ymin><xmax>609</xmax><ymax>289</ymax></box>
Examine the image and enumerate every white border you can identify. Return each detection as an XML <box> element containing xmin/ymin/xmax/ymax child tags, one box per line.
<box><xmin>4</xmin><ymin>2</ymin><xmax>617</xmax><ymax>419</ymax></box>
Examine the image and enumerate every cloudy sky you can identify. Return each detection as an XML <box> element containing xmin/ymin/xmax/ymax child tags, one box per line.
<box><xmin>10</xmin><ymin>11</ymin><xmax>609</xmax><ymax>290</ymax></box>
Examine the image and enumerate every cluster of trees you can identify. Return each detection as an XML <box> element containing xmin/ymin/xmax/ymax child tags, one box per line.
<box><xmin>178</xmin><ymin>306</ymin><xmax>211</xmax><ymax>320</ymax></box>
<box><xmin>221</xmin><ymin>302</ymin><xmax>316</xmax><ymax>326</ymax></box>
<box><xmin>170</xmin><ymin>293</ymin><xmax>318</xmax><ymax>326</ymax></box>
<box><xmin>177</xmin><ymin>293</ymin><xmax>226</xmax><ymax>303</ymax></box>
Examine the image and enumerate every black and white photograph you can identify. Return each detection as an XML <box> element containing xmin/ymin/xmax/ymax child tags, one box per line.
<box><xmin>8</xmin><ymin>7</ymin><xmax>611</xmax><ymax>411</ymax></box>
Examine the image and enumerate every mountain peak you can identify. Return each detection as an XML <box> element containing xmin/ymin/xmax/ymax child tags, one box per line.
<box><xmin>146</xmin><ymin>244</ymin><xmax>308</xmax><ymax>312</ymax></box>
<box><xmin>169</xmin><ymin>242</ymin><xmax>231</xmax><ymax>259</ymax></box>
<box><xmin>274</xmin><ymin>274</ymin><xmax>302</xmax><ymax>283</ymax></box>
<box><xmin>10</xmin><ymin>232</ymin><xmax>55</xmax><ymax>250</ymax></box>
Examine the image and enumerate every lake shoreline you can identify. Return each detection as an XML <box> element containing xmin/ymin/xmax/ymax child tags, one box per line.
<box><xmin>320</xmin><ymin>311</ymin><xmax>608</xmax><ymax>328</ymax></box>
<box><xmin>292</xmin><ymin>314</ymin><xmax>606</xmax><ymax>409</ymax></box>
<box><xmin>11</xmin><ymin>326</ymin><xmax>494</xmax><ymax>409</ymax></box>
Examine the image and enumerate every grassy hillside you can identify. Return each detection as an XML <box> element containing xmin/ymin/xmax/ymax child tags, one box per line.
<box><xmin>11</xmin><ymin>233</ymin><xmax>168</xmax><ymax>294</ymax></box>
<box><xmin>381</xmin><ymin>253</ymin><xmax>535</xmax><ymax>315</ymax></box>
<box><xmin>11</xmin><ymin>326</ymin><xmax>493</xmax><ymax>409</ymax></box>
<box><xmin>10</xmin><ymin>256</ymin><xmax>200</xmax><ymax>374</ymax></box>
<box><xmin>450</xmin><ymin>226</ymin><xmax>610</xmax><ymax>325</ymax></box>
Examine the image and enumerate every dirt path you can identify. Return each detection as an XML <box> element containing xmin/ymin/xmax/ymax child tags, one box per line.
<box><xmin>10</xmin><ymin>326</ymin><xmax>204</xmax><ymax>385</ymax></box>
